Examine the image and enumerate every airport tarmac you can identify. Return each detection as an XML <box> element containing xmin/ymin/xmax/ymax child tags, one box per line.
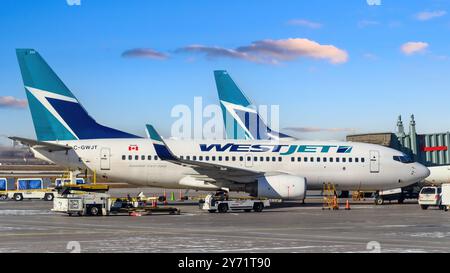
<box><xmin>0</xmin><ymin>189</ymin><xmax>450</xmax><ymax>253</ymax></box>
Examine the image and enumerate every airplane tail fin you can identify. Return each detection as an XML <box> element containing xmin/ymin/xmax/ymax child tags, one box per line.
<box><xmin>16</xmin><ymin>49</ymin><xmax>140</xmax><ymax>141</ymax></box>
<box><xmin>214</xmin><ymin>70</ymin><xmax>293</xmax><ymax>140</ymax></box>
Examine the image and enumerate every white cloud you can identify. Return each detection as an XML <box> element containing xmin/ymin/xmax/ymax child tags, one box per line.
<box><xmin>287</xmin><ymin>19</ymin><xmax>322</xmax><ymax>29</ymax></box>
<box><xmin>175</xmin><ymin>45</ymin><xmax>250</xmax><ymax>60</ymax></box>
<box><xmin>122</xmin><ymin>48</ymin><xmax>169</xmax><ymax>60</ymax></box>
<box><xmin>401</xmin><ymin>42</ymin><xmax>429</xmax><ymax>55</ymax></box>
<box><xmin>177</xmin><ymin>38</ymin><xmax>348</xmax><ymax>65</ymax></box>
<box><xmin>0</xmin><ymin>96</ymin><xmax>27</xmax><ymax>109</ymax></box>
<box><xmin>415</xmin><ymin>10</ymin><xmax>446</xmax><ymax>21</ymax></box>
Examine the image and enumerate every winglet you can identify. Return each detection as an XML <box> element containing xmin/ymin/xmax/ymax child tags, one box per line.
<box><xmin>146</xmin><ymin>124</ymin><xmax>177</xmax><ymax>161</ymax></box>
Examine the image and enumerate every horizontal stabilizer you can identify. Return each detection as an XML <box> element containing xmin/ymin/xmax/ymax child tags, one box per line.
<box><xmin>9</xmin><ymin>136</ymin><xmax>72</xmax><ymax>152</ymax></box>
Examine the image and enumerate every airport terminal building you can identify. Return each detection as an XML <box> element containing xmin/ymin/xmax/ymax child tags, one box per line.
<box><xmin>347</xmin><ymin>115</ymin><xmax>450</xmax><ymax>167</ymax></box>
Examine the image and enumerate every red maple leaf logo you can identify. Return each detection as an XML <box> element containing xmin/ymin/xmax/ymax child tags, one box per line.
<box><xmin>128</xmin><ymin>145</ymin><xmax>139</xmax><ymax>151</ymax></box>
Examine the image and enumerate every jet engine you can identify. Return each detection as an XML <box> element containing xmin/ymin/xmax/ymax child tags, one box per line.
<box><xmin>245</xmin><ymin>174</ymin><xmax>307</xmax><ymax>199</ymax></box>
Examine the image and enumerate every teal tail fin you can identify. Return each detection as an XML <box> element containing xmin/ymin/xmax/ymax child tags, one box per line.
<box><xmin>214</xmin><ymin>70</ymin><xmax>292</xmax><ymax>140</ymax></box>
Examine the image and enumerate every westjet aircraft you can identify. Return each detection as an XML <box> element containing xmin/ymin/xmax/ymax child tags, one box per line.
<box><xmin>12</xmin><ymin>49</ymin><xmax>430</xmax><ymax>200</ymax></box>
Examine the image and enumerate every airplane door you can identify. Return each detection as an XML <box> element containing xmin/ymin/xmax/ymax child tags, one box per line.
<box><xmin>100</xmin><ymin>148</ymin><xmax>111</xmax><ymax>170</ymax></box>
<box><xmin>370</xmin><ymin>150</ymin><xmax>380</xmax><ymax>173</ymax></box>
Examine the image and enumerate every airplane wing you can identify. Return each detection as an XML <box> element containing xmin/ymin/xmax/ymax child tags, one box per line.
<box><xmin>146</xmin><ymin>124</ymin><xmax>274</xmax><ymax>183</ymax></box>
<box><xmin>9</xmin><ymin>136</ymin><xmax>72</xmax><ymax>152</ymax></box>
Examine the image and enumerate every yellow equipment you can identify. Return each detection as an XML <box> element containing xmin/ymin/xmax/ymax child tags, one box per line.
<box><xmin>322</xmin><ymin>182</ymin><xmax>339</xmax><ymax>210</ymax></box>
<box><xmin>352</xmin><ymin>190</ymin><xmax>365</xmax><ymax>201</ymax></box>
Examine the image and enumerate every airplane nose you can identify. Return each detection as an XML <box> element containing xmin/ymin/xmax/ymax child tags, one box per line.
<box><xmin>414</xmin><ymin>163</ymin><xmax>430</xmax><ymax>180</ymax></box>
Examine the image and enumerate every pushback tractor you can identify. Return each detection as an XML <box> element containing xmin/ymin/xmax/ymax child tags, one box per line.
<box><xmin>199</xmin><ymin>193</ymin><xmax>270</xmax><ymax>213</ymax></box>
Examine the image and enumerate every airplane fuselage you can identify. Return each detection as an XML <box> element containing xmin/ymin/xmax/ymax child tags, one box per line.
<box><xmin>32</xmin><ymin>138</ymin><xmax>428</xmax><ymax>191</ymax></box>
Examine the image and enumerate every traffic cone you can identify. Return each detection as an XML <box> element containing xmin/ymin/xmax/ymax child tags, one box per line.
<box><xmin>152</xmin><ymin>199</ymin><xmax>157</xmax><ymax>208</ymax></box>
<box><xmin>333</xmin><ymin>196</ymin><xmax>339</xmax><ymax>210</ymax></box>
<box><xmin>163</xmin><ymin>190</ymin><xmax>168</xmax><ymax>205</ymax></box>
<box><xmin>170</xmin><ymin>192</ymin><xmax>175</xmax><ymax>201</ymax></box>
<box><xmin>345</xmin><ymin>200</ymin><xmax>351</xmax><ymax>210</ymax></box>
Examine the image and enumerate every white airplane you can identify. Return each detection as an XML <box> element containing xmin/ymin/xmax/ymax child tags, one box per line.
<box><xmin>11</xmin><ymin>49</ymin><xmax>430</xmax><ymax>200</ymax></box>
<box><xmin>426</xmin><ymin>166</ymin><xmax>450</xmax><ymax>185</ymax></box>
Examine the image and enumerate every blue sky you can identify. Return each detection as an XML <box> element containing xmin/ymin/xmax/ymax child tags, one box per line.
<box><xmin>1</xmin><ymin>0</ymin><xmax>450</xmax><ymax>144</ymax></box>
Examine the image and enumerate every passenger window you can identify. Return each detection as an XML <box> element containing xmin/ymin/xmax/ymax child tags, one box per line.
<box><xmin>240</xmin><ymin>156</ymin><xmax>244</xmax><ymax>161</ymax></box>
<box><xmin>304</xmin><ymin>157</ymin><xmax>308</xmax><ymax>162</ymax></box>
<box><xmin>278</xmin><ymin>157</ymin><xmax>282</xmax><ymax>162</ymax></box>
<box><xmin>193</xmin><ymin>156</ymin><xmax>197</xmax><ymax>161</ymax></box>
<box><xmin>141</xmin><ymin>155</ymin><xmax>145</xmax><ymax>160</ymax></box>
<box><xmin>355</xmin><ymin>158</ymin><xmax>359</xmax><ymax>163</ymax></box>
<box><xmin>135</xmin><ymin>155</ymin><xmax>139</xmax><ymax>160</ymax></box>
<box><xmin>225</xmin><ymin>156</ymin><xmax>229</xmax><ymax>161</ymax></box>
<box><xmin>254</xmin><ymin>157</ymin><xmax>258</xmax><ymax>162</ymax></box>
<box><xmin>342</xmin><ymin>158</ymin><xmax>346</xmax><ymax>163</ymax></box>
<box><xmin>199</xmin><ymin>156</ymin><xmax>203</xmax><ymax>161</ymax></box>
<box><xmin>272</xmin><ymin>157</ymin><xmax>276</xmax><ymax>162</ymax></box>
<box><xmin>310</xmin><ymin>157</ymin><xmax>314</xmax><ymax>162</ymax></box>
<box><xmin>179</xmin><ymin>156</ymin><xmax>183</xmax><ymax>160</ymax></box>
<box><xmin>218</xmin><ymin>156</ymin><xmax>222</xmax><ymax>161</ymax></box>
<box><xmin>232</xmin><ymin>156</ymin><xmax>236</xmax><ymax>161</ymax></box>
<box><xmin>291</xmin><ymin>157</ymin><xmax>295</xmax><ymax>162</ymax></box>
<box><xmin>186</xmin><ymin>156</ymin><xmax>190</xmax><ymax>160</ymax></box>
<box><xmin>122</xmin><ymin>155</ymin><xmax>126</xmax><ymax>160</ymax></box>
<box><xmin>266</xmin><ymin>157</ymin><xmax>270</xmax><ymax>161</ymax></box>
<box><xmin>154</xmin><ymin>156</ymin><xmax>158</xmax><ymax>160</ymax></box>
<box><xmin>323</xmin><ymin>157</ymin><xmax>327</xmax><ymax>162</ymax></box>
<box><xmin>361</xmin><ymin>158</ymin><xmax>365</xmax><ymax>163</ymax></box>
<box><xmin>329</xmin><ymin>158</ymin><xmax>333</xmax><ymax>162</ymax></box>
<box><xmin>128</xmin><ymin>155</ymin><xmax>132</xmax><ymax>160</ymax></box>
<box><xmin>336</xmin><ymin>157</ymin><xmax>340</xmax><ymax>163</ymax></box>
<box><xmin>205</xmin><ymin>156</ymin><xmax>209</xmax><ymax>161</ymax></box>
<box><xmin>349</xmin><ymin>158</ymin><xmax>353</xmax><ymax>163</ymax></box>
<box><xmin>212</xmin><ymin>156</ymin><xmax>216</xmax><ymax>161</ymax></box>
<box><xmin>260</xmin><ymin>156</ymin><xmax>264</xmax><ymax>162</ymax></box>
<box><xmin>297</xmin><ymin>157</ymin><xmax>301</xmax><ymax>162</ymax></box>
<box><xmin>247</xmin><ymin>156</ymin><xmax>251</xmax><ymax>161</ymax></box>
<box><xmin>317</xmin><ymin>157</ymin><xmax>321</xmax><ymax>162</ymax></box>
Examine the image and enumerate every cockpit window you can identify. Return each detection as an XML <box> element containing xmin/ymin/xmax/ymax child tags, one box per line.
<box><xmin>393</xmin><ymin>155</ymin><xmax>414</xmax><ymax>163</ymax></box>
